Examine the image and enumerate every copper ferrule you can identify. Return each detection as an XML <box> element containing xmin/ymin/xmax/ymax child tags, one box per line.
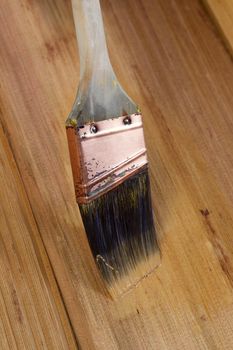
<box><xmin>66</xmin><ymin>113</ymin><xmax>148</xmax><ymax>204</ymax></box>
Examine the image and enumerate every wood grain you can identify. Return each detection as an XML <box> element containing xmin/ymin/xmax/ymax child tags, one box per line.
<box><xmin>203</xmin><ymin>0</ymin><xmax>233</xmax><ymax>55</ymax></box>
<box><xmin>1</xmin><ymin>0</ymin><xmax>233</xmax><ymax>348</ymax></box>
<box><xmin>0</xmin><ymin>124</ymin><xmax>77</xmax><ymax>348</ymax></box>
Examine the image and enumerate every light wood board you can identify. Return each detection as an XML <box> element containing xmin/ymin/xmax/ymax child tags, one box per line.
<box><xmin>0</xmin><ymin>121</ymin><xmax>77</xmax><ymax>348</ymax></box>
<box><xmin>1</xmin><ymin>0</ymin><xmax>233</xmax><ymax>348</ymax></box>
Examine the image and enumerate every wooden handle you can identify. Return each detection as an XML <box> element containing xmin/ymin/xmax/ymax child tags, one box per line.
<box><xmin>67</xmin><ymin>0</ymin><xmax>137</xmax><ymax>126</ymax></box>
<box><xmin>71</xmin><ymin>0</ymin><xmax>110</xmax><ymax>85</ymax></box>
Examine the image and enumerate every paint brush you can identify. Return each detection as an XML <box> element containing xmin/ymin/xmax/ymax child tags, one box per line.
<box><xmin>66</xmin><ymin>0</ymin><xmax>160</xmax><ymax>297</ymax></box>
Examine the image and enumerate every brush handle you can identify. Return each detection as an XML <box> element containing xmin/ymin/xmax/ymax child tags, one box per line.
<box><xmin>67</xmin><ymin>0</ymin><xmax>137</xmax><ymax>126</ymax></box>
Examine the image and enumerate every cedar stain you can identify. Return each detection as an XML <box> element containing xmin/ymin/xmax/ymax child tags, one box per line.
<box><xmin>200</xmin><ymin>208</ymin><xmax>210</xmax><ymax>217</ymax></box>
<box><xmin>44</xmin><ymin>34</ymin><xmax>75</xmax><ymax>62</ymax></box>
<box><xmin>200</xmin><ymin>314</ymin><xmax>207</xmax><ymax>321</ymax></box>
<box><xmin>12</xmin><ymin>288</ymin><xmax>23</xmax><ymax>324</ymax></box>
<box><xmin>45</xmin><ymin>42</ymin><xmax>57</xmax><ymax>62</ymax></box>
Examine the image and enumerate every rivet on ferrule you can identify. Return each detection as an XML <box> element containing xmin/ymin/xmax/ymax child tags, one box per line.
<box><xmin>90</xmin><ymin>124</ymin><xmax>98</xmax><ymax>133</ymax></box>
<box><xmin>123</xmin><ymin>116</ymin><xmax>132</xmax><ymax>125</ymax></box>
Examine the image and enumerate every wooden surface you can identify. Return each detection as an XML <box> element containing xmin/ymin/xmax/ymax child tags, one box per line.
<box><xmin>1</xmin><ymin>0</ymin><xmax>233</xmax><ymax>348</ymax></box>
<box><xmin>203</xmin><ymin>0</ymin><xmax>233</xmax><ymax>55</ymax></box>
<box><xmin>0</xmin><ymin>112</ymin><xmax>77</xmax><ymax>347</ymax></box>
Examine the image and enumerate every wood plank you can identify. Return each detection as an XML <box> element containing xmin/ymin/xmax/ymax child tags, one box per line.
<box><xmin>1</xmin><ymin>0</ymin><xmax>233</xmax><ymax>348</ymax></box>
<box><xmin>203</xmin><ymin>0</ymin><xmax>233</xmax><ymax>55</ymax></box>
<box><xmin>0</xmin><ymin>123</ymin><xmax>77</xmax><ymax>349</ymax></box>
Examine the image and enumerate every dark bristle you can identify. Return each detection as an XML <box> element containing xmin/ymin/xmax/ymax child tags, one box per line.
<box><xmin>79</xmin><ymin>168</ymin><xmax>159</xmax><ymax>286</ymax></box>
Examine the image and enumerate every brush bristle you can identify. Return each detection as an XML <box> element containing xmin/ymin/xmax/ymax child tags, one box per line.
<box><xmin>79</xmin><ymin>167</ymin><xmax>160</xmax><ymax>296</ymax></box>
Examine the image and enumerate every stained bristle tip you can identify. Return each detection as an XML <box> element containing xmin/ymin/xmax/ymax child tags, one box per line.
<box><xmin>79</xmin><ymin>168</ymin><xmax>160</xmax><ymax>296</ymax></box>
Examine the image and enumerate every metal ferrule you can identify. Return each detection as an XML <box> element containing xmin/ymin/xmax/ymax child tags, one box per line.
<box><xmin>66</xmin><ymin>113</ymin><xmax>148</xmax><ymax>204</ymax></box>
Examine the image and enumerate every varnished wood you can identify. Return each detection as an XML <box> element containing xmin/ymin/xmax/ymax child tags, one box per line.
<box><xmin>0</xmin><ymin>124</ymin><xmax>77</xmax><ymax>348</ymax></box>
<box><xmin>203</xmin><ymin>0</ymin><xmax>233</xmax><ymax>55</ymax></box>
<box><xmin>1</xmin><ymin>0</ymin><xmax>233</xmax><ymax>348</ymax></box>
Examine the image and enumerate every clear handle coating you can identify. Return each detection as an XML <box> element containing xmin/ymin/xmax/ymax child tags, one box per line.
<box><xmin>67</xmin><ymin>0</ymin><xmax>137</xmax><ymax>126</ymax></box>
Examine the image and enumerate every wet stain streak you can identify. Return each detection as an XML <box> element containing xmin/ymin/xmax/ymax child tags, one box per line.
<box><xmin>12</xmin><ymin>288</ymin><xmax>23</xmax><ymax>324</ymax></box>
<box><xmin>200</xmin><ymin>208</ymin><xmax>233</xmax><ymax>288</ymax></box>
